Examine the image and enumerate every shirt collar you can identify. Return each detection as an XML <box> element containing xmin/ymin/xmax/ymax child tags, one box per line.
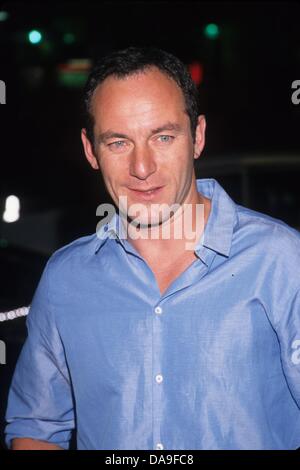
<box><xmin>94</xmin><ymin>178</ymin><xmax>237</xmax><ymax>258</ymax></box>
<box><xmin>94</xmin><ymin>211</ymin><xmax>120</xmax><ymax>254</ymax></box>
<box><xmin>194</xmin><ymin>178</ymin><xmax>237</xmax><ymax>258</ymax></box>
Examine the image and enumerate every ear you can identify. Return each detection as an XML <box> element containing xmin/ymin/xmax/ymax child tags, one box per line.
<box><xmin>81</xmin><ymin>128</ymin><xmax>99</xmax><ymax>170</ymax></box>
<box><xmin>193</xmin><ymin>115</ymin><xmax>206</xmax><ymax>160</ymax></box>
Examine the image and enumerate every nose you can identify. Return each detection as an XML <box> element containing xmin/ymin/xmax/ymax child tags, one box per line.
<box><xmin>129</xmin><ymin>143</ymin><xmax>157</xmax><ymax>180</ymax></box>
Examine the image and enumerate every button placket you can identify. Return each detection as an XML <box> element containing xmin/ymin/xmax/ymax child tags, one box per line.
<box><xmin>152</xmin><ymin>302</ymin><xmax>164</xmax><ymax>451</ymax></box>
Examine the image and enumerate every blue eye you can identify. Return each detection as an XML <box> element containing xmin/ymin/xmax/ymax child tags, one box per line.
<box><xmin>158</xmin><ymin>135</ymin><xmax>174</xmax><ymax>143</ymax></box>
<box><xmin>108</xmin><ymin>141</ymin><xmax>126</xmax><ymax>150</ymax></box>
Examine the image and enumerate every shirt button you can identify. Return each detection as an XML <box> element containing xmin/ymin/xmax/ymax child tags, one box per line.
<box><xmin>155</xmin><ymin>306</ymin><xmax>162</xmax><ymax>315</ymax></box>
<box><xmin>155</xmin><ymin>374</ymin><xmax>163</xmax><ymax>384</ymax></box>
<box><xmin>156</xmin><ymin>442</ymin><xmax>164</xmax><ymax>450</ymax></box>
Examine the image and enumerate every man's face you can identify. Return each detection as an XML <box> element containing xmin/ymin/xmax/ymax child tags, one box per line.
<box><xmin>82</xmin><ymin>67</ymin><xmax>205</xmax><ymax>227</ymax></box>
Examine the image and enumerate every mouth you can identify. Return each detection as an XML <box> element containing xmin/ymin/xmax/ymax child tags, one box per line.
<box><xmin>128</xmin><ymin>186</ymin><xmax>164</xmax><ymax>200</ymax></box>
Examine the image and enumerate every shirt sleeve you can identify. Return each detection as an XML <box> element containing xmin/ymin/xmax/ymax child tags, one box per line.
<box><xmin>275</xmin><ymin>286</ymin><xmax>300</xmax><ymax>409</ymax></box>
<box><xmin>5</xmin><ymin>259</ymin><xmax>75</xmax><ymax>449</ymax></box>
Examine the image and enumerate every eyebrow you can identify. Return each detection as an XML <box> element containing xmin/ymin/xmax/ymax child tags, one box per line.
<box><xmin>97</xmin><ymin>122</ymin><xmax>183</xmax><ymax>144</ymax></box>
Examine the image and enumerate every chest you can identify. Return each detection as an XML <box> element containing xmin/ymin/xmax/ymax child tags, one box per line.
<box><xmin>150</xmin><ymin>252</ymin><xmax>199</xmax><ymax>295</ymax></box>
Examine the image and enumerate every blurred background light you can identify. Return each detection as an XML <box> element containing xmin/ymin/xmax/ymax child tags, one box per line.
<box><xmin>57</xmin><ymin>58</ymin><xmax>91</xmax><ymax>87</ymax></box>
<box><xmin>28</xmin><ymin>30</ymin><xmax>42</xmax><ymax>44</ymax></box>
<box><xmin>0</xmin><ymin>238</ymin><xmax>8</xmax><ymax>249</ymax></box>
<box><xmin>0</xmin><ymin>11</ymin><xmax>9</xmax><ymax>22</ymax></box>
<box><xmin>63</xmin><ymin>32</ymin><xmax>76</xmax><ymax>44</ymax></box>
<box><xmin>204</xmin><ymin>23</ymin><xmax>220</xmax><ymax>39</ymax></box>
<box><xmin>2</xmin><ymin>196</ymin><xmax>20</xmax><ymax>223</ymax></box>
<box><xmin>188</xmin><ymin>61</ymin><xmax>204</xmax><ymax>86</ymax></box>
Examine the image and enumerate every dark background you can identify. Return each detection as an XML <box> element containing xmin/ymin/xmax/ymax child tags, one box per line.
<box><xmin>0</xmin><ymin>0</ymin><xmax>300</xmax><ymax>449</ymax></box>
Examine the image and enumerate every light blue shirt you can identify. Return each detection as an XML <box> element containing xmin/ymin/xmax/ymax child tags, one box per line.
<box><xmin>5</xmin><ymin>179</ymin><xmax>300</xmax><ymax>450</ymax></box>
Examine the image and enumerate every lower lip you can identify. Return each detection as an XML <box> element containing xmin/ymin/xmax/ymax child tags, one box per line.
<box><xmin>129</xmin><ymin>186</ymin><xmax>164</xmax><ymax>200</ymax></box>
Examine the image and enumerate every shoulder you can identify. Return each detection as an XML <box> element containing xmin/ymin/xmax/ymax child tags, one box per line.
<box><xmin>28</xmin><ymin>233</ymin><xmax>102</xmax><ymax>321</ymax></box>
<box><xmin>235</xmin><ymin>204</ymin><xmax>300</xmax><ymax>289</ymax></box>
<box><xmin>236</xmin><ymin>204</ymin><xmax>300</xmax><ymax>248</ymax></box>
<box><xmin>26</xmin><ymin>233</ymin><xmax>104</xmax><ymax>329</ymax></box>
<box><xmin>45</xmin><ymin>233</ymin><xmax>100</xmax><ymax>277</ymax></box>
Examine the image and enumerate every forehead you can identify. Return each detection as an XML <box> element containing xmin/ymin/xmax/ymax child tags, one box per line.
<box><xmin>90</xmin><ymin>67</ymin><xmax>187</xmax><ymax>129</ymax></box>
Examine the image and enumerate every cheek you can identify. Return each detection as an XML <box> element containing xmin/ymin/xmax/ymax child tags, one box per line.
<box><xmin>169</xmin><ymin>139</ymin><xmax>194</xmax><ymax>163</ymax></box>
<box><xmin>100</xmin><ymin>161</ymin><xmax>130</xmax><ymax>197</ymax></box>
<box><xmin>99</xmin><ymin>156</ymin><xmax>120</xmax><ymax>180</ymax></box>
<box><xmin>169</xmin><ymin>151</ymin><xmax>193</xmax><ymax>179</ymax></box>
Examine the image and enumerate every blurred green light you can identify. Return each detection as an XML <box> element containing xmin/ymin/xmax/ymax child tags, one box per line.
<box><xmin>0</xmin><ymin>11</ymin><xmax>9</xmax><ymax>21</ymax></box>
<box><xmin>58</xmin><ymin>71</ymin><xmax>89</xmax><ymax>88</ymax></box>
<box><xmin>63</xmin><ymin>33</ymin><xmax>75</xmax><ymax>45</ymax></box>
<box><xmin>0</xmin><ymin>238</ymin><xmax>8</xmax><ymax>248</ymax></box>
<box><xmin>28</xmin><ymin>30</ymin><xmax>42</xmax><ymax>44</ymax></box>
<box><xmin>204</xmin><ymin>23</ymin><xmax>220</xmax><ymax>39</ymax></box>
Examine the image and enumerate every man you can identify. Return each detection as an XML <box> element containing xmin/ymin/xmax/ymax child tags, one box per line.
<box><xmin>5</xmin><ymin>47</ymin><xmax>300</xmax><ymax>450</ymax></box>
